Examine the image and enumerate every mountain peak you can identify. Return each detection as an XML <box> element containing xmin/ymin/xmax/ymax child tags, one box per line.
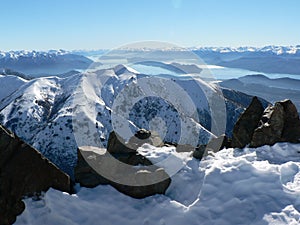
<box><xmin>113</xmin><ymin>64</ymin><xmax>139</xmax><ymax>75</ymax></box>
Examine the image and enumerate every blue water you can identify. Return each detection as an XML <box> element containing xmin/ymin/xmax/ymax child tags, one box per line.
<box><xmin>131</xmin><ymin>64</ymin><xmax>300</xmax><ymax>81</ymax></box>
<box><xmin>208</xmin><ymin>67</ymin><xmax>300</xmax><ymax>80</ymax></box>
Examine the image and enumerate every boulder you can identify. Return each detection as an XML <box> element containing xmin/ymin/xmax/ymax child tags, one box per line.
<box><xmin>251</xmin><ymin>99</ymin><xmax>300</xmax><ymax>147</ymax></box>
<box><xmin>107</xmin><ymin>131</ymin><xmax>135</xmax><ymax>154</ymax></box>
<box><xmin>75</xmin><ymin>129</ymin><xmax>170</xmax><ymax>199</ymax></box>
<box><xmin>250</xmin><ymin>103</ymin><xmax>285</xmax><ymax>147</ymax></box>
<box><xmin>106</xmin><ymin>130</ymin><xmax>161</xmax><ymax>166</ymax></box>
<box><xmin>0</xmin><ymin>125</ymin><xmax>71</xmax><ymax>225</ymax></box>
<box><xmin>75</xmin><ymin>146</ymin><xmax>171</xmax><ymax>199</ymax></box>
<box><xmin>134</xmin><ymin>128</ymin><xmax>151</xmax><ymax>140</ymax></box>
<box><xmin>231</xmin><ymin>96</ymin><xmax>265</xmax><ymax>148</ymax></box>
<box><xmin>107</xmin><ymin>130</ymin><xmax>163</xmax><ymax>154</ymax></box>
<box><xmin>279</xmin><ymin>99</ymin><xmax>300</xmax><ymax>142</ymax></box>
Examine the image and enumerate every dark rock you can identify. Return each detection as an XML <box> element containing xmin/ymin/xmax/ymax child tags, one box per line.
<box><xmin>134</xmin><ymin>129</ymin><xmax>151</xmax><ymax>140</ymax></box>
<box><xmin>106</xmin><ymin>130</ymin><xmax>158</xmax><ymax>166</ymax></box>
<box><xmin>193</xmin><ymin>145</ymin><xmax>206</xmax><ymax>160</ymax></box>
<box><xmin>107</xmin><ymin>131</ymin><xmax>135</xmax><ymax>154</ymax></box>
<box><xmin>76</xmin><ymin>129</ymin><xmax>170</xmax><ymax>198</ymax></box>
<box><xmin>107</xmin><ymin>130</ymin><xmax>163</xmax><ymax>154</ymax></box>
<box><xmin>232</xmin><ymin>96</ymin><xmax>265</xmax><ymax>148</ymax></box>
<box><xmin>75</xmin><ymin>146</ymin><xmax>171</xmax><ymax>199</ymax></box>
<box><xmin>250</xmin><ymin>99</ymin><xmax>300</xmax><ymax>147</ymax></box>
<box><xmin>251</xmin><ymin>103</ymin><xmax>285</xmax><ymax>147</ymax></box>
<box><xmin>74</xmin><ymin>148</ymin><xmax>109</xmax><ymax>188</ymax></box>
<box><xmin>0</xmin><ymin>125</ymin><xmax>71</xmax><ymax>225</ymax></box>
<box><xmin>279</xmin><ymin>99</ymin><xmax>300</xmax><ymax>143</ymax></box>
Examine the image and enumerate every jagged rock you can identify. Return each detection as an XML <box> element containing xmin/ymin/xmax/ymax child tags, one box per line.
<box><xmin>76</xmin><ymin>129</ymin><xmax>170</xmax><ymax>198</ymax></box>
<box><xmin>280</xmin><ymin>99</ymin><xmax>300</xmax><ymax>142</ymax></box>
<box><xmin>193</xmin><ymin>145</ymin><xmax>206</xmax><ymax>160</ymax></box>
<box><xmin>0</xmin><ymin>125</ymin><xmax>71</xmax><ymax>225</ymax></box>
<box><xmin>75</xmin><ymin>146</ymin><xmax>171</xmax><ymax>199</ymax></box>
<box><xmin>193</xmin><ymin>134</ymin><xmax>231</xmax><ymax>160</ymax></box>
<box><xmin>107</xmin><ymin>131</ymin><xmax>135</xmax><ymax>154</ymax></box>
<box><xmin>251</xmin><ymin>99</ymin><xmax>300</xmax><ymax>147</ymax></box>
<box><xmin>232</xmin><ymin>96</ymin><xmax>265</xmax><ymax>148</ymax></box>
<box><xmin>134</xmin><ymin>128</ymin><xmax>151</xmax><ymax>139</ymax></box>
<box><xmin>250</xmin><ymin>103</ymin><xmax>285</xmax><ymax>147</ymax></box>
<box><xmin>107</xmin><ymin>130</ymin><xmax>163</xmax><ymax>154</ymax></box>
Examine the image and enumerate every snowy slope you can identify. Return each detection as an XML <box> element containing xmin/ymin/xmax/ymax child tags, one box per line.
<box><xmin>16</xmin><ymin>142</ymin><xmax>300</xmax><ymax>225</ymax></box>
<box><xmin>0</xmin><ymin>75</ymin><xmax>27</xmax><ymax>101</ymax></box>
<box><xmin>0</xmin><ymin>65</ymin><xmax>253</xmax><ymax>176</ymax></box>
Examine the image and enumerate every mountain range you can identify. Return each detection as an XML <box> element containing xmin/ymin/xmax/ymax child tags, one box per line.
<box><xmin>0</xmin><ymin>65</ymin><xmax>267</xmax><ymax>176</ymax></box>
<box><xmin>220</xmin><ymin>74</ymin><xmax>300</xmax><ymax>110</ymax></box>
<box><xmin>1</xmin><ymin>45</ymin><xmax>300</xmax><ymax>79</ymax></box>
<box><xmin>0</xmin><ymin>50</ymin><xmax>92</xmax><ymax>77</ymax></box>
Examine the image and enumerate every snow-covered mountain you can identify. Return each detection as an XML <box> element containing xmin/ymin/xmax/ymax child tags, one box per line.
<box><xmin>0</xmin><ymin>65</ymin><xmax>262</xmax><ymax>176</ymax></box>
<box><xmin>0</xmin><ymin>50</ymin><xmax>93</xmax><ymax>77</ymax></box>
<box><xmin>192</xmin><ymin>46</ymin><xmax>300</xmax><ymax>75</ymax></box>
<box><xmin>88</xmin><ymin>45</ymin><xmax>300</xmax><ymax>55</ymax></box>
<box><xmin>192</xmin><ymin>45</ymin><xmax>300</xmax><ymax>55</ymax></box>
<box><xmin>220</xmin><ymin>74</ymin><xmax>300</xmax><ymax>110</ymax></box>
<box><xmin>70</xmin><ymin>45</ymin><xmax>300</xmax><ymax>75</ymax></box>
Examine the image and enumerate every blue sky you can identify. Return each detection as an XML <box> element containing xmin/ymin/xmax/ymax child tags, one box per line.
<box><xmin>1</xmin><ymin>0</ymin><xmax>300</xmax><ymax>50</ymax></box>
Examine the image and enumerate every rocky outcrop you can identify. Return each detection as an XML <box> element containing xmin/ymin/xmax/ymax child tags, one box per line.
<box><xmin>250</xmin><ymin>102</ymin><xmax>285</xmax><ymax>147</ymax></box>
<box><xmin>251</xmin><ymin>99</ymin><xmax>300</xmax><ymax>147</ymax></box>
<box><xmin>107</xmin><ymin>129</ymin><xmax>163</xmax><ymax>154</ymax></box>
<box><xmin>0</xmin><ymin>125</ymin><xmax>71</xmax><ymax>225</ymax></box>
<box><xmin>231</xmin><ymin>98</ymin><xmax>300</xmax><ymax>149</ymax></box>
<box><xmin>75</xmin><ymin>130</ymin><xmax>171</xmax><ymax>199</ymax></box>
<box><xmin>231</xmin><ymin>96</ymin><xmax>265</xmax><ymax>148</ymax></box>
<box><xmin>280</xmin><ymin>99</ymin><xmax>300</xmax><ymax>142</ymax></box>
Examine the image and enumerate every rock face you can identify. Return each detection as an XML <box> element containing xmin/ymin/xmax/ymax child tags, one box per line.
<box><xmin>0</xmin><ymin>125</ymin><xmax>71</xmax><ymax>225</ymax></box>
<box><xmin>75</xmin><ymin>130</ymin><xmax>171</xmax><ymax>199</ymax></box>
<box><xmin>280</xmin><ymin>99</ymin><xmax>300</xmax><ymax>142</ymax></box>
<box><xmin>232</xmin><ymin>98</ymin><xmax>300</xmax><ymax>149</ymax></box>
<box><xmin>251</xmin><ymin>99</ymin><xmax>300</xmax><ymax>147</ymax></box>
<box><xmin>107</xmin><ymin>130</ymin><xmax>163</xmax><ymax>154</ymax></box>
<box><xmin>231</xmin><ymin>96</ymin><xmax>265</xmax><ymax>148</ymax></box>
<box><xmin>250</xmin><ymin>103</ymin><xmax>285</xmax><ymax>147</ymax></box>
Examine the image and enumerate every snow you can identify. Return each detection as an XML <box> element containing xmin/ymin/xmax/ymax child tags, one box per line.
<box><xmin>16</xmin><ymin>142</ymin><xmax>300</xmax><ymax>225</ymax></box>
<box><xmin>0</xmin><ymin>64</ymin><xmax>252</xmax><ymax>176</ymax></box>
<box><xmin>0</xmin><ymin>50</ymin><xmax>69</xmax><ymax>60</ymax></box>
<box><xmin>193</xmin><ymin>45</ymin><xmax>300</xmax><ymax>55</ymax></box>
<box><xmin>0</xmin><ymin>75</ymin><xmax>27</xmax><ymax>101</ymax></box>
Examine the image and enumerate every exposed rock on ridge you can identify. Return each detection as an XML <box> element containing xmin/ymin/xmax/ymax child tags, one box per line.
<box><xmin>75</xmin><ymin>130</ymin><xmax>171</xmax><ymax>199</ymax></box>
<box><xmin>0</xmin><ymin>125</ymin><xmax>71</xmax><ymax>225</ymax></box>
<box><xmin>232</xmin><ymin>98</ymin><xmax>300</xmax><ymax>148</ymax></box>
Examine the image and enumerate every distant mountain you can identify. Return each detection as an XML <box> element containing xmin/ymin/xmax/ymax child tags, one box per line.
<box><xmin>69</xmin><ymin>45</ymin><xmax>300</xmax><ymax>75</ymax></box>
<box><xmin>0</xmin><ymin>68</ymin><xmax>31</xmax><ymax>80</ymax></box>
<box><xmin>193</xmin><ymin>45</ymin><xmax>300</xmax><ymax>75</ymax></box>
<box><xmin>220</xmin><ymin>74</ymin><xmax>300</xmax><ymax>110</ymax></box>
<box><xmin>0</xmin><ymin>65</ymin><xmax>263</xmax><ymax>176</ymax></box>
<box><xmin>0</xmin><ymin>50</ymin><xmax>93</xmax><ymax>77</ymax></box>
<box><xmin>192</xmin><ymin>45</ymin><xmax>300</xmax><ymax>55</ymax></box>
